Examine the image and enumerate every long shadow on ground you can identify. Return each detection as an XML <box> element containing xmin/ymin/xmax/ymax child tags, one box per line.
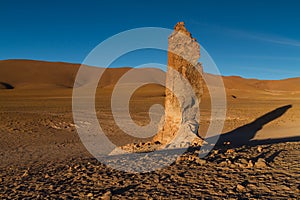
<box><xmin>205</xmin><ymin>104</ymin><xmax>300</xmax><ymax>150</ymax></box>
<box><xmin>101</xmin><ymin>105</ymin><xmax>299</xmax><ymax>172</ymax></box>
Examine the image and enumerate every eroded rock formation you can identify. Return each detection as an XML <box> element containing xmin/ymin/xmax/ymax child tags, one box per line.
<box><xmin>153</xmin><ymin>22</ymin><xmax>204</xmax><ymax>147</ymax></box>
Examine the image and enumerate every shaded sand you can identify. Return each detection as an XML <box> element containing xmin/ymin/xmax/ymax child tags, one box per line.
<box><xmin>0</xmin><ymin>60</ymin><xmax>299</xmax><ymax>198</ymax></box>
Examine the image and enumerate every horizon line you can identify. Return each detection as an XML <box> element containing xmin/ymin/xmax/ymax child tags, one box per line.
<box><xmin>1</xmin><ymin>58</ymin><xmax>299</xmax><ymax>81</ymax></box>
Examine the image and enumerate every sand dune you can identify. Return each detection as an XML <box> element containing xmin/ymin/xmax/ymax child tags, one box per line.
<box><xmin>222</xmin><ymin>75</ymin><xmax>300</xmax><ymax>92</ymax></box>
<box><xmin>1</xmin><ymin>59</ymin><xmax>300</xmax><ymax>92</ymax></box>
<box><xmin>0</xmin><ymin>60</ymin><xmax>78</xmax><ymax>89</ymax></box>
<box><xmin>0</xmin><ymin>60</ymin><xmax>164</xmax><ymax>89</ymax></box>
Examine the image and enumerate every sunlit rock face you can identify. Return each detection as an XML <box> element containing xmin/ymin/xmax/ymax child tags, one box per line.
<box><xmin>153</xmin><ymin>22</ymin><xmax>204</xmax><ymax>147</ymax></box>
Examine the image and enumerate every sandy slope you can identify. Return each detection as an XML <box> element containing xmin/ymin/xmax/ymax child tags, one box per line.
<box><xmin>1</xmin><ymin>59</ymin><xmax>300</xmax><ymax>91</ymax></box>
<box><xmin>0</xmin><ymin>59</ymin><xmax>165</xmax><ymax>89</ymax></box>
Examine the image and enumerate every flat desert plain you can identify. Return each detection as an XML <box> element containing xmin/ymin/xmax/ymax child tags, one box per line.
<box><xmin>0</xmin><ymin>60</ymin><xmax>299</xmax><ymax>199</ymax></box>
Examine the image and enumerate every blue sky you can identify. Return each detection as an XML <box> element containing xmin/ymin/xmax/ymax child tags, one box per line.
<box><xmin>0</xmin><ymin>0</ymin><xmax>300</xmax><ymax>80</ymax></box>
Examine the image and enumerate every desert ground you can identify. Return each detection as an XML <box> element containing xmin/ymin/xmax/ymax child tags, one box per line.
<box><xmin>0</xmin><ymin>60</ymin><xmax>299</xmax><ymax>199</ymax></box>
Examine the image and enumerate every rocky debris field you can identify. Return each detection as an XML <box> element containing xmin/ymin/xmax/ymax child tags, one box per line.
<box><xmin>1</xmin><ymin>141</ymin><xmax>299</xmax><ymax>199</ymax></box>
<box><xmin>1</xmin><ymin>84</ymin><xmax>300</xmax><ymax>199</ymax></box>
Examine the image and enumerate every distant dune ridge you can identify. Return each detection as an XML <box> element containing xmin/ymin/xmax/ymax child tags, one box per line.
<box><xmin>0</xmin><ymin>59</ymin><xmax>300</xmax><ymax>92</ymax></box>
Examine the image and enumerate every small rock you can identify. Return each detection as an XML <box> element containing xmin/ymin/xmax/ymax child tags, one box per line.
<box><xmin>194</xmin><ymin>157</ymin><xmax>206</xmax><ymax>165</ymax></box>
<box><xmin>258</xmin><ymin>186</ymin><xmax>271</xmax><ymax>193</ymax></box>
<box><xmin>247</xmin><ymin>184</ymin><xmax>257</xmax><ymax>190</ymax></box>
<box><xmin>255</xmin><ymin>158</ymin><xmax>267</xmax><ymax>168</ymax></box>
<box><xmin>247</xmin><ymin>160</ymin><xmax>254</xmax><ymax>168</ymax></box>
<box><xmin>236</xmin><ymin>184</ymin><xmax>245</xmax><ymax>192</ymax></box>
<box><xmin>187</xmin><ymin>155</ymin><xmax>195</xmax><ymax>161</ymax></box>
<box><xmin>219</xmin><ymin>161</ymin><xmax>227</xmax><ymax>166</ymax></box>
<box><xmin>176</xmin><ymin>156</ymin><xmax>184</xmax><ymax>163</ymax></box>
<box><xmin>277</xmin><ymin>185</ymin><xmax>291</xmax><ymax>191</ymax></box>
<box><xmin>87</xmin><ymin>193</ymin><xmax>93</xmax><ymax>197</ymax></box>
<box><xmin>192</xmin><ymin>137</ymin><xmax>204</xmax><ymax>146</ymax></box>
<box><xmin>257</xmin><ymin>146</ymin><xmax>263</xmax><ymax>152</ymax></box>
<box><xmin>239</xmin><ymin>158</ymin><xmax>248</xmax><ymax>164</ymax></box>
<box><xmin>227</xmin><ymin>189</ymin><xmax>235</xmax><ymax>194</ymax></box>
<box><xmin>229</xmin><ymin>164</ymin><xmax>236</xmax><ymax>169</ymax></box>
<box><xmin>226</xmin><ymin>149</ymin><xmax>234</xmax><ymax>154</ymax></box>
<box><xmin>212</xmin><ymin>150</ymin><xmax>219</xmax><ymax>155</ymax></box>
<box><xmin>101</xmin><ymin>190</ymin><xmax>112</xmax><ymax>200</ymax></box>
<box><xmin>21</xmin><ymin>170</ymin><xmax>29</xmax><ymax>177</ymax></box>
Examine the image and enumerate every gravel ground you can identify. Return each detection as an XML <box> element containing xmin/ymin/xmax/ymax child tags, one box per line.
<box><xmin>1</xmin><ymin>141</ymin><xmax>299</xmax><ymax>199</ymax></box>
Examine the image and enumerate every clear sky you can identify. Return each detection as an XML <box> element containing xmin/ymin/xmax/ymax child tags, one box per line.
<box><xmin>1</xmin><ymin>0</ymin><xmax>300</xmax><ymax>80</ymax></box>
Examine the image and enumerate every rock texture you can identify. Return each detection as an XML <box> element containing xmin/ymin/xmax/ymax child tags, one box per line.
<box><xmin>1</xmin><ymin>141</ymin><xmax>299</xmax><ymax>199</ymax></box>
<box><xmin>153</xmin><ymin>22</ymin><xmax>204</xmax><ymax>146</ymax></box>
